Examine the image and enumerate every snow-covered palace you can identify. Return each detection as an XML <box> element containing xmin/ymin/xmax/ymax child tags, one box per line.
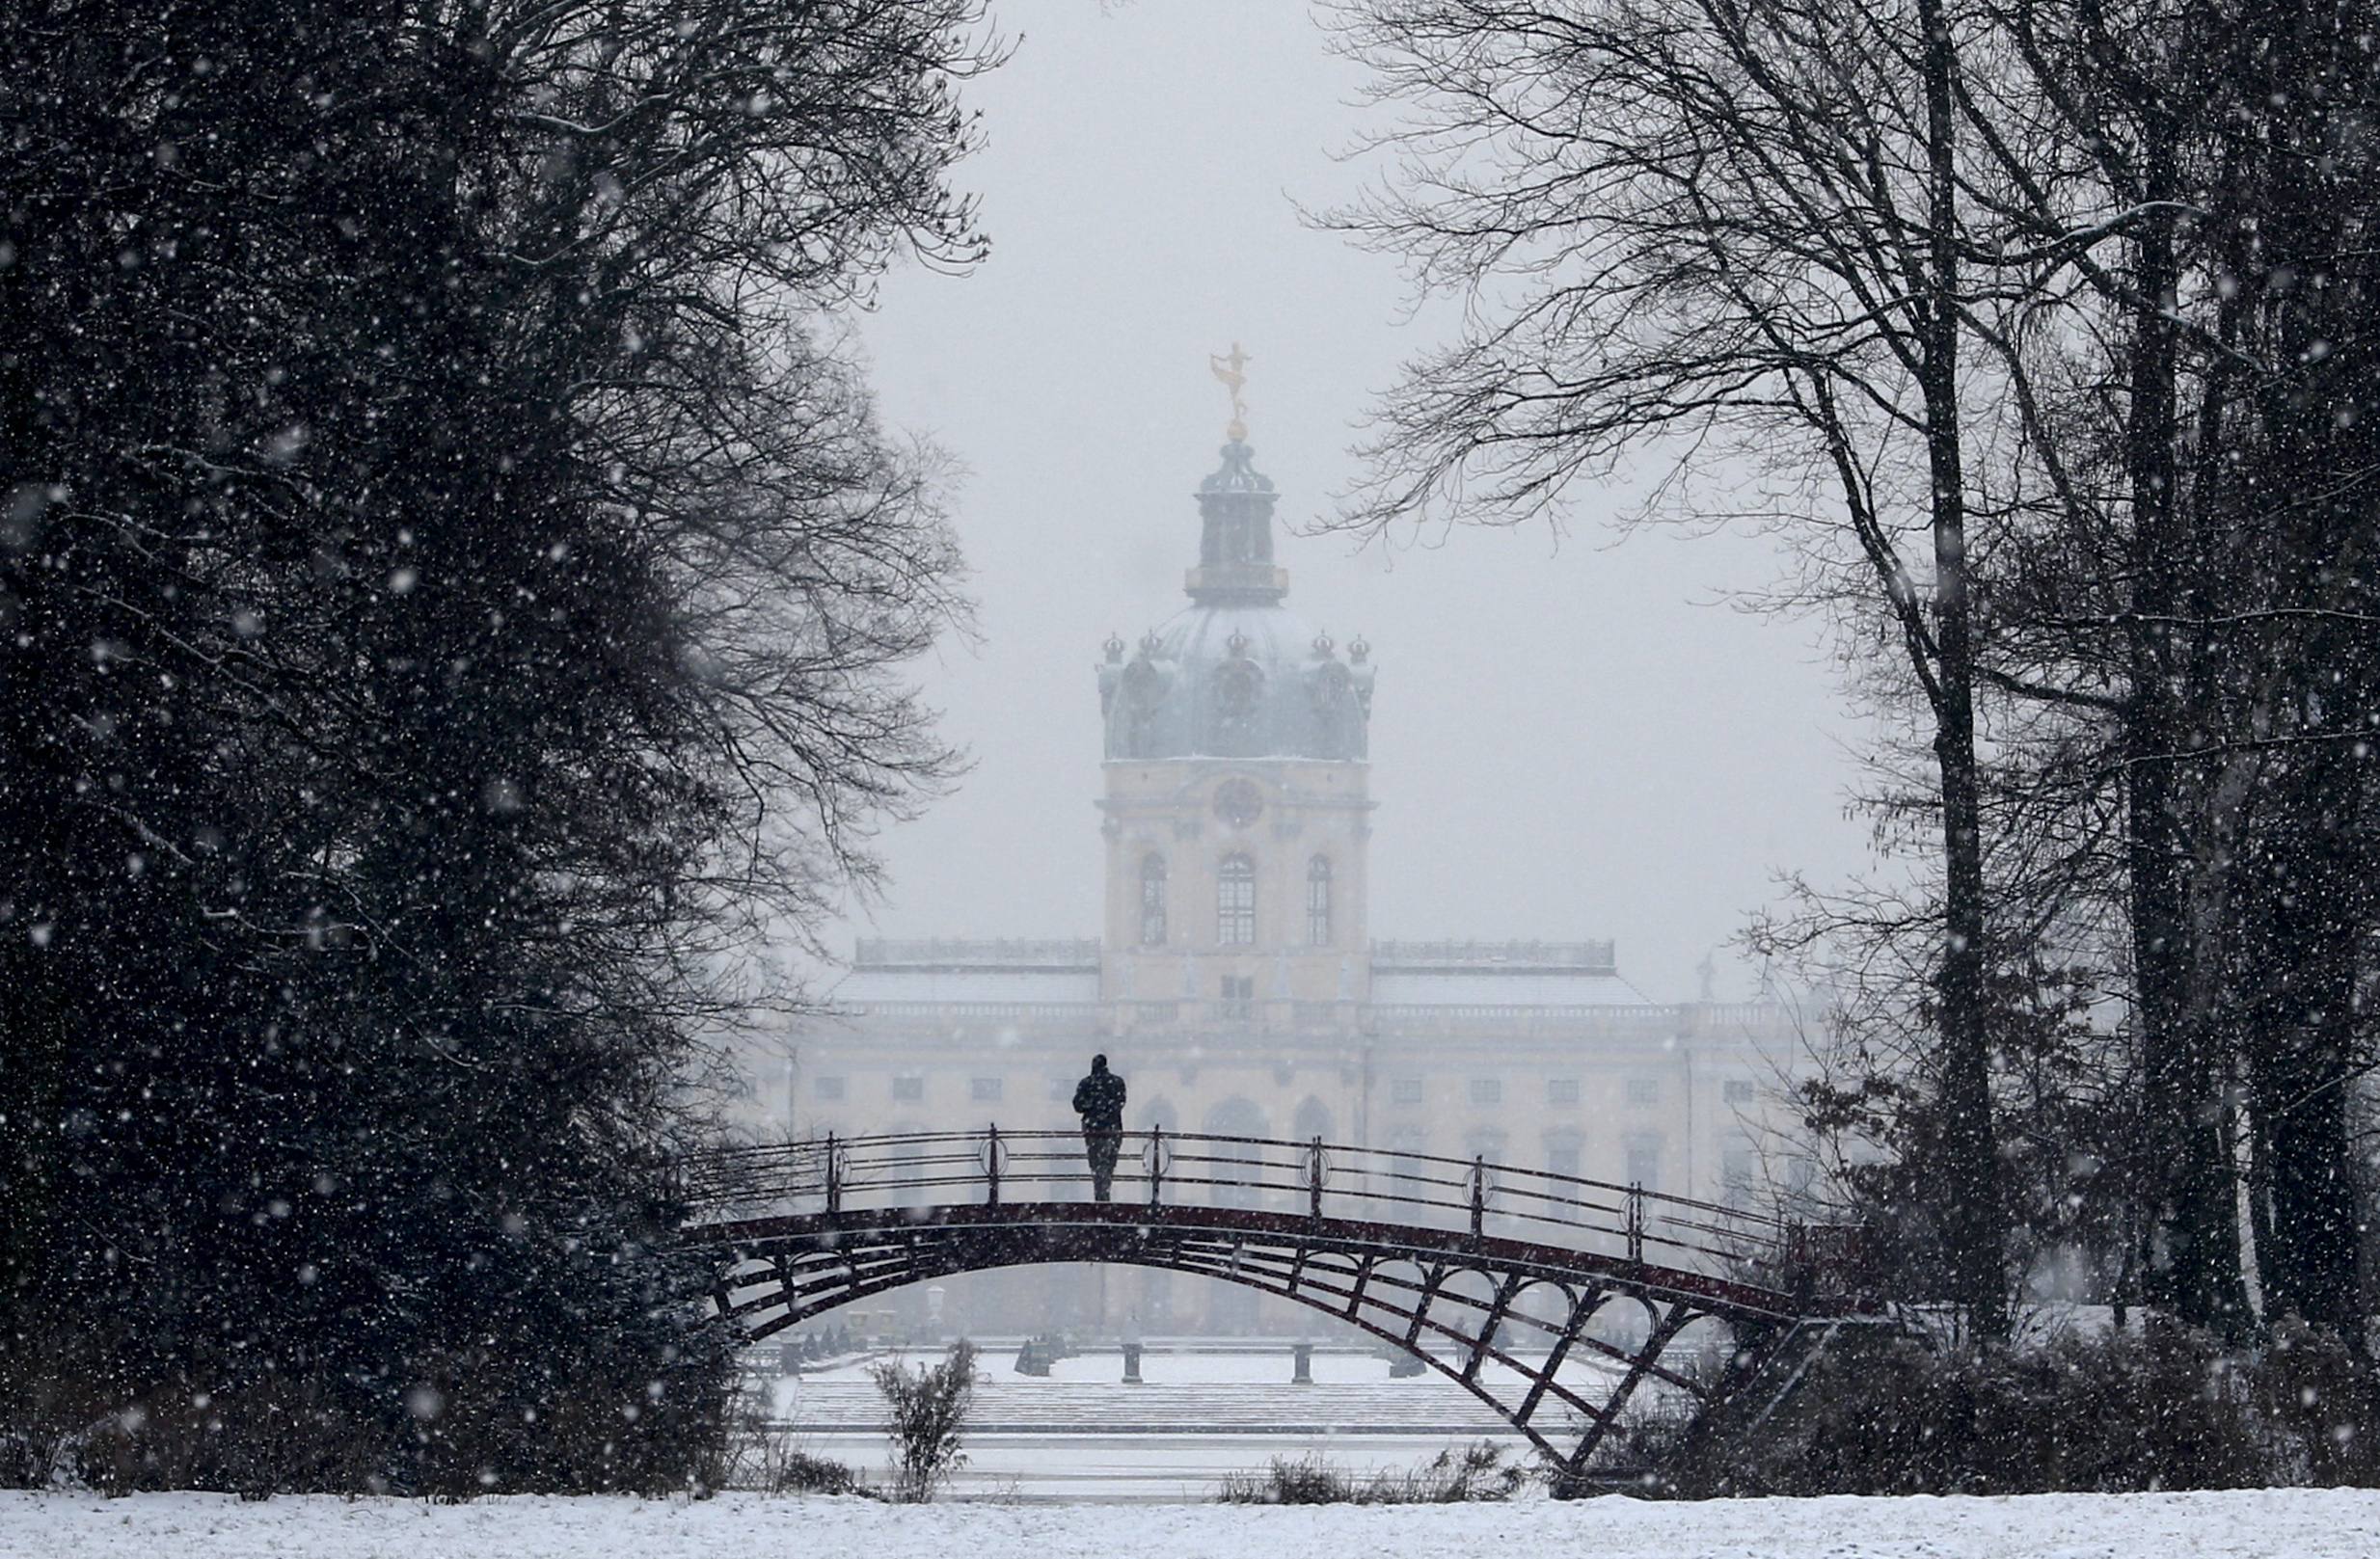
<box><xmin>759</xmin><ymin>413</ymin><xmax>1804</xmax><ymax>1336</ymax></box>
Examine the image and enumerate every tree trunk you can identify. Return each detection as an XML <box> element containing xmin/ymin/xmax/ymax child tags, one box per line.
<box><xmin>1918</xmin><ymin>0</ymin><xmax>2008</xmax><ymax>1344</ymax></box>
<box><xmin>2243</xmin><ymin>755</ymin><xmax>2366</xmax><ymax>1331</ymax></box>
<box><xmin>2224</xmin><ymin>0</ymin><xmax>2373</xmax><ymax>1336</ymax></box>
<box><xmin>2126</xmin><ymin>127</ymin><xmax>2252</xmax><ymax>1335</ymax></box>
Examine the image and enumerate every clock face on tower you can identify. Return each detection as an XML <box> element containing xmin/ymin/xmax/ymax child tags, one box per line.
<box><xmin>1213</xmin><ymin>777</ymin><xmax>1264</xmax><ymax>828</ymax></box>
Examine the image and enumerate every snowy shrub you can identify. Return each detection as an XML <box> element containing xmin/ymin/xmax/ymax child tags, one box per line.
<box><xmin>1218</xmin><ymin>1443</ymin><xmax>1525</xmax><ymax>1504</ymax></box>
<box><xmin>870</xmin><ymin>1341</ymin><xmax>979</xmax><ymax>1502</ymax></box>
<box><xmin>717</xmin><ymin>1386</ymin><xmax>873</xmax><ymax>1498</ymax></box>
<box><xmin>1219</xmin><ymin>1453</ymin><xmax>1355</xmax><ymax>1504</ymax></box>
<box><xmin>2241</xmin><ymin>1318</ymin><xmax>2380</xmax><ymax>1487</ymax></box>
<box><xmin>1367</xmin><ymin>1442</ymin><xmax>1528</xmax><ymax>1502</ymax></box>
<box><xmin>768</xmin><ymin>1449</ymin><xmax>872</xmax><ymax>1498</ymax></box>
<box><xmin>1663</xmin><ymin>1319</ymin><xmax>2380</xmax><ymax>1497</ymax></box>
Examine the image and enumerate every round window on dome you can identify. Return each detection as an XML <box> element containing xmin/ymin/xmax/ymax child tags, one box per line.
<box><xmin>1213</xmin><ymin>659</ymin><xmax>1262</xmax><ymax>716</ymax></box>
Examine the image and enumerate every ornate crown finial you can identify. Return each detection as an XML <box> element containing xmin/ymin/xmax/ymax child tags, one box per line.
<box><xmin>1348</xmin><ymin>634</ymin><xmax>1370</xmax><ymax>665</ymax></box>
<box><xmin>1102</xmin><ymin>632</ymin><xmax>1125</xmax><ymax>663</ymax></box>
<box><xmin>1312</xmin><ymin>631</ymin><xmax>1336</xmax><ymax>659</ymax></box>
<box><xmin>1208</xmin><ymin>341</ymin><xmax>1251</xmax><ymax>443</ymax></box>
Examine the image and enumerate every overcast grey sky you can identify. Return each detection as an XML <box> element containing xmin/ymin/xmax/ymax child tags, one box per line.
<box><xmin>839</xmin><ymin>0</ymin><xmax>1877</xmax><ymax>1004</ymax></box>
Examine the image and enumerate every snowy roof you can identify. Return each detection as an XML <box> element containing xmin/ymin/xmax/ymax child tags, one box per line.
<box><xmin>1370</xmin><ymin>939</ymin><xmax>1618</xmax><ymax>974</ymax></box>
<box><xmin>827</xmin><ymin>936</ymin><xmax>1655</xmax><ymax>1008</ymax></box>
<box><xmin>834</xmin><ymin>937</ymin><xmax>1101</xmax><ymax>1008</ymax></box>
<box><xmin>1365</xmin><ymin>939</ymin><xmax>1649</xmax><ymax>1007</ymax></box>
<box><xmin>831</xmin><ymin>964</ymin><xmax>1100</xmax><ymax>1007</ymax></box>
<box><xmin>1368</xmin><ymin>970</ymin><xmax>1650</xmax><ymax>1008</ymax></box>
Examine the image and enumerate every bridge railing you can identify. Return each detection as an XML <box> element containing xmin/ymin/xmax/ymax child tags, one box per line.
<box><xmin>682</xmin><ymin>1125</ymin><xmax>1812</xmax><ymax>1284</ymax></box>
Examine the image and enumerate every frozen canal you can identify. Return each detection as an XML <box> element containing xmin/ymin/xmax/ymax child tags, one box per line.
<box><xmin>790</xmin><ymin>1432</ymin><xmax>1529</xmax><ymax>1501</ymax></box>
<box><xmin>768</xmin><ymin>1343</ymin><xmax>1617</xmax><ymax>1498</ymax></box>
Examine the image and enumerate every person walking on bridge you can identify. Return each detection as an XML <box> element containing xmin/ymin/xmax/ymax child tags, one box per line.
<box><xmin>1071</xmin><ymin>1053</ymin><xmax>1127</xmax><ymax>1202</ymax></box>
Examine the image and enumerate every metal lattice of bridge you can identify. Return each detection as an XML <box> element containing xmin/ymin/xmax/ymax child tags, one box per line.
<box><xmin>679</xmin><ymin>1126</ymin><xmax>1882</xmax><ymax>1487</ymax></box>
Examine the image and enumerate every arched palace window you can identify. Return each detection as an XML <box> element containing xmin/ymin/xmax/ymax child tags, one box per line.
<box><xmin>1217</xmin><ymin>854</ymin><xmax>1257</xmax><ymax>946</ymax></box>
<box><xmin>1140</xmin><ymin>853</ymin><xmax>1168</xmax><ymax>946</ymax></box>
<box><xmin>1306</xmin><ymin>855</ymin><xmax>1333</xmax><ymax>946</ymax></box>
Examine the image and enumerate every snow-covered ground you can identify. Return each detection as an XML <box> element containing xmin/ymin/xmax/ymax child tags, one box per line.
<box><xmin>5</xmin><ymin>1489</ymin><xmax>2378</xmax><ymax>1558</ymax></box>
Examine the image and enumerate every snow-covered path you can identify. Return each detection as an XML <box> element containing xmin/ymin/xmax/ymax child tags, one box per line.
<box><xmin>5</xmin><ymin>1488</ymin><xmax>2377</xmax><ymax>1558</ymax></box>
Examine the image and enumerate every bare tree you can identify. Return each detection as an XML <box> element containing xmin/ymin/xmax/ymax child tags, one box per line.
<box><xmin>1324</xmin><ymin>0</ymin><xmax>2014</xmax><ymax>1337</ymax></box>
<box><xmin>1947</xmin><ymin>0</ymin><xmax>2380</xmax><ymax>1334</ymax></box>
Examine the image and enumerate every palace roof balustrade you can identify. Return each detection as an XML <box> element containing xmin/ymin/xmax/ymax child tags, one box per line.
<box><xmin>806</xmin><ymin>997</ymin><xmax>1792</xmax><ymax>1050</ymax></box>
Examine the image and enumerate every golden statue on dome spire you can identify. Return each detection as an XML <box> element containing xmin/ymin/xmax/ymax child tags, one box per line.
<box><xmin>1208</xmin><ymin>341</ymin><xmax>1251</xmax><ymax>442</ymax></box>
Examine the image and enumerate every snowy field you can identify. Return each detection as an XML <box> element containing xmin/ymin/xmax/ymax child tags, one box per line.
<box><xmin>6</xmin><ymin>1489</ymin><xmax>2380</xmax><ymax>1558</ymax></box>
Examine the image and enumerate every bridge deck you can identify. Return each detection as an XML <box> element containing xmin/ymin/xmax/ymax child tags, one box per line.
<box><xmin>692</xmin><ymin>1200</ymin><xmax>1870</xmax><ymax>1324</ymax></box>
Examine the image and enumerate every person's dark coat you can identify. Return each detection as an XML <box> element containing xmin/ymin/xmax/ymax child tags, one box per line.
<box><xmin>1072</xmin><ymin>1059</ymin><xmax>1125</xmax><ymax>1131</ymax></box>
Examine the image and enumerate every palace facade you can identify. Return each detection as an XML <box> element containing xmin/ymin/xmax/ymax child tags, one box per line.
<box><xmin>754</xmin><ymin>423</ymin><xmax>1805</xmax><ymax>1336</ymax></box>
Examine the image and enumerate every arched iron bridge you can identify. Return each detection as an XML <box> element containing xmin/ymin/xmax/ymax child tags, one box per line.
<box><xmin>680</xmin><ymin>1126</ymin><xmax>1881</xmax><ymax>1486</ymax></box>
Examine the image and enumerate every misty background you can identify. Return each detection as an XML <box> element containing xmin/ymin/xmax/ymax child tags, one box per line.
<box><xmin>844</xmin><ymin>1</ymin><xmax>1873</xmax><ymax>1004</ymax></box>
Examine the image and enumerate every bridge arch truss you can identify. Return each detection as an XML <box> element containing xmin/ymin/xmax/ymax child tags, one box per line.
<box><xmin>682</xmin><ymin>1128</ymin><xmax>1876</xmax><ymax>1484</ymax></box>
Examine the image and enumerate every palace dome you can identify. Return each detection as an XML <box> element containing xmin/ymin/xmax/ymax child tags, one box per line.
<box><xmin>1096</xmin><ymin>440</ymin><xmax>1373</xmax><ymax>763</ymax></box>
